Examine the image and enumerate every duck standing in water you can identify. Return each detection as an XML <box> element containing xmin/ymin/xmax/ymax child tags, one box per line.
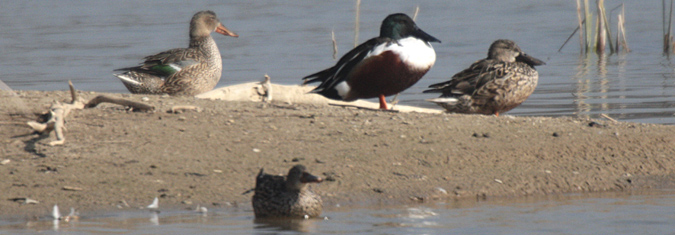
<box><xmin>424</xmin><ymin>39</ymin><xmax>545</xmax><ymax>116</ymax></box>
<box><xmin>303</xmin><ymin>13</ymin><xmax>440</xmax><ymax>110</ymax></box>
<box><xmin>114</xmin><ymin>11</ymin><xmax>238</xmax><ymax>96</ymax></box>
<box><xmin>252</xmin><ymin>165</ymin><xmax>323</xmax><ymax>218</ymax></box>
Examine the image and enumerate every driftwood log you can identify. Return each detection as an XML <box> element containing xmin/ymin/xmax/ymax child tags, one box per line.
<box><xmin>196</xmin><ymin>75</ymin><xmax>442</xmax><ymax>114</ymax></box>
<box><xmin>26</xmin><ymin>81</ymin><xmax>154</xmax><ymax>146</ymax></box>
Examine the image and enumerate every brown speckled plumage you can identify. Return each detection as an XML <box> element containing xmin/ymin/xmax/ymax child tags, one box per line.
<box><xmin>424</xmin><ymin>39</ymin><xmax>545</xmax><ymax>116</ymax></box>
<box><xmin>114</xmin><ymin>11</ymin><xmax>238</xmax><ymax>96</ymax></box>
<box><xmin>252</xmin><ymin>165</ymin><xmax>323</xmax><ymax>218</ymax></box>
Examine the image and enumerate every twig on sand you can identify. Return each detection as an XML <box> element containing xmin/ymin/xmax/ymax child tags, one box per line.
<box><xmin>85</xmin><ymin>96</ymin><xmax>153</xmax><ymax>111</ymax></box>
<box><xmin>600</xmin><ymin>113</ymin><xmax>618</xmax><ymax>123</ymax></box>
<box><xmin>26</xmin><ymin>81</ymin><xmax>154</xmax><ymax>146</ymax></box>
<box><xmin>0</xmin><ymin>121</ymin><xmax>25</xmax><ymax>125</ymax></box>
<box><xmin>170</xmin><ymin>105</ymin><xmax>202</xmax><ymax>113</ymax></box>
<box><xmin>329</xmin><ymin>103</ymin><xmax>399</xmax><ymax>113</ymax></box>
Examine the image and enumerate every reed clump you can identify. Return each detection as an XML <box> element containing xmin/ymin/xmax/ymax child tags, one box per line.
<box><xmin>560</xmin><ymin>0</ymin><xmax>629</xmax><ymax>54</ymax></box>
<box><xmin>664</xmin><ymin>0</ymin><xmax>674</xmax><ymax>54</ymax></box>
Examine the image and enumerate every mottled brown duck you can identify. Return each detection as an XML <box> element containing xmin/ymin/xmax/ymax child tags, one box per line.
<box><xmin>252</xmin><ymin>165</ymin><xmax>323</xmax><ymax>218</ymax></box>
<box><xmin>424</xmin><ymin>39</ymin><xmax>545</xmax><ymax>116</ymax></box>
<box><xmin>114</xmin><ymin>10</ymin><xmax>238</xmax><ymax>96</ymax></box>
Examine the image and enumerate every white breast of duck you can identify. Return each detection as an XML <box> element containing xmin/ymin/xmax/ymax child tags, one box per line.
<box><xmin>367</xmin><ymin>37</ymin><xmax>436</xmax><ymax>71</ymax></box>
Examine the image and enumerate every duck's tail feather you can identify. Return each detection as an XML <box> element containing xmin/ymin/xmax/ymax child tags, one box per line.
<box><xmin>114</xmin><ymin>73</ymin><xmax>142</xmax><ymax>85</ymax></box>
<box><xmin>425</xmin><ymin>97</ymin><xmax>458</xmax><ymax>105</ymax></box>
<box><xmin>301</xmin><ymin>68</ymin><xmax>333</xmax><ymax>86</ymax></box>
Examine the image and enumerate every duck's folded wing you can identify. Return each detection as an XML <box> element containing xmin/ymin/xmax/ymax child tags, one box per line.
<box><xmin>302</xmin><ymin>38</ymin><xmax>386</xmax><ymax>92</ymax></box>
<box><xmin>116</xmin><ymin>48</ymin><xmax>201</xmax><ymax>77</ymax></box>
<box><xmin>424</xmin><ymin>59</ymin><xmax>506</xmax><ymax>97</ymax></box>
<box><xmin>470</xmin><ymin>61</ymin><xmax>514</xmax><ymax>101</ymax></box>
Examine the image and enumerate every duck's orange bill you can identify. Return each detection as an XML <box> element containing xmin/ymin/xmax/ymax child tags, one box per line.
<box><xmin>216</xmin><ymin>24</ymin><xmax>239</xmax><ymax>37</ymax></box>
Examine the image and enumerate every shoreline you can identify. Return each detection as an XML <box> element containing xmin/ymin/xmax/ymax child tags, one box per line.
<box><xmin>2</xmin><ymin>90</ymin><xmax>675</xmax><ymax>219</ymax></box>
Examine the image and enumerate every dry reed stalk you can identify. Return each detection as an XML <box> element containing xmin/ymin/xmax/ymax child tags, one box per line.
<box><xmin>594</xmin><ymin>0</ymin><xmax>615</xmax><ymax>54</ymax></box>
<box><xmin>665</xmin><ymin>0</ymin><xmax>668</xmax><ymax>53</ymax></box>
<box><xmin>664</xmin><ymin>0</ymin><xmax>668</xmax><ymax>38</ymax></box>
<box><xmin>354</xmin><ymin>0</ymin><xmax>361</xmax><ymax>48</ymax></box>
<box><xmin>616</xmin><ymin>14</ymin><xmax>625</xmax><ymax>51</ymax></box>
<box><xmin>584</xmin><ymin>0</ymin><xmax>593</xmax><ymax>52</ymax></box>
<box><xmin>576</xmin><ymin>0</ymin><xmax>585</xmax><ymax>53</ymax></box>
<box><xmin>670</xmin><ymin>0</ymin><xmax>674</xmax><ymax>53</ymax></box>
<box><xmin>615</xmin><ymin>5</ymin><xmax>622</xmax><ymax>52</ymax></box>
<box><xmin>569</xmin><ymin>0</ymin><xmax>624</xmax><ymax>54</ymax></box>
<box><xmin>600</xmin><ymin>0</ymin><xmax>615</xmax><ymax>53</ymax></box>
<box><xmin>413</xmin><ymin>6</ymin><xmax>420</xmax><ymax>21</ymax></box>
<box><xmin>595</xmin><ymin>0</ymin><xmax>606</xmax><ymax>53</ymax></box>
<box><xmin>331</xmin><ymin>29</ymin><xmax>338</xmax><ymax>60</ymax></box>
<box><xmin>558</xmin><ymin>20</ymin><xmax>584</xmax><ymax>52</ymax></box>
<box><xmin>558</xmin><ymin>1</ymin><xmax>586</xmax><ymax>53</ymax></box>
<box><xmin>616</xmin><ymin>4</ymin><xmax>630</xmax><ymax>52</ymax></box>
<box><xmin>665</xmin><ymin>0</ymin><xmax>674</xmax><ymax>53</ymax></box>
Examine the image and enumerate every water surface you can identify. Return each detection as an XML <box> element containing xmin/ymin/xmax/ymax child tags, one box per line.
<box><xmin>2</xmin><ymin>192</ymin><xmax>675</xmax><ymax>234</ymax></box>
<box><xmin>1</xmin><ymin>1</ymin><xmax>674</xmax><ymax>123</ymax></box>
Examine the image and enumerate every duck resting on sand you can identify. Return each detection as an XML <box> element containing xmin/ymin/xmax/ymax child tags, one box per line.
<box><xmin>303</xmin><ymin>13</ymin><xmax>440</xmax><ymax>110</ymax></box>
<box><xmin>424</xmin><ymin>39</ymin><xmax>545</xmax><ymax>116</ymax></box>
<box><xmin>114</xmin><ymin>10</ymin><xmax>238</xmax><ymax>96</ymax></box>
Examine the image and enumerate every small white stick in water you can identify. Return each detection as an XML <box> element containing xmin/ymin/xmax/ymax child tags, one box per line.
<box><xmin>63</xmin><ymin>208</ymin><xmax>80</xmax><ymax>222</ymax></box>
<box><xmin>195</xmin><ymin>205</ymin><xmax>208</xmax><ymax>214</ymax></box>
<box><xmin>147</xmin><ymin>197</ymin><xmax>159</xmax><ymax>209</ymax></box>
<box><xmin>52</xmin><ymin>204</ymin><xmax>61</xmax><ymax>220</ymax></box>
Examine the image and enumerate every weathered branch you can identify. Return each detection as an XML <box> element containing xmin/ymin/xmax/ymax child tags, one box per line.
<box><xmin>85</xmin><ymin>95</ymin><xmax>154</xmax><ymax>112</ymax></box>
<box><xmin>69</xmin><ymin>80</ymin><xmax>78</xmax><ymax>103</ymax></box>
<box><xmin>26</xmin><ymin>81</ymin><xmax>154</xmax><ymax>146</ymax></box>
<box><xmin>255</xmin><ymin>74</ymin><xmax>273</xmax><ymax>103</ymax></box>
<box><xmin>170</xmin><ymin>105</ymin><xmax>202</xmax><ymax>113</ymax></box>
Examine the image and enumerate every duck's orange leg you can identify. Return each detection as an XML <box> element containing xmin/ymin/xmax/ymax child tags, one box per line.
<box><xmin>494</xmin><ymin>112</ymin><xmax>500</xmax><ymax>117</ymax></box>
<box><xmin>378</xmin><ymin>94</ymin><xmax>388</xmax><ymax>110</ymax></box>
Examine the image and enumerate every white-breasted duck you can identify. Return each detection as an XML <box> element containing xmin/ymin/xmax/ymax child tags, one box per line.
<box><xmin>303</xmin><ymin>13</ymin><xmax>440</xmax><ymax>109</ymax></box>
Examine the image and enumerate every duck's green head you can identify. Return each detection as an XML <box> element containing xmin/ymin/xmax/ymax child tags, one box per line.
<box><xmin>379</xmin><ymin>13</ymin><xmax>440</xmax><ymax>43</ymax></box>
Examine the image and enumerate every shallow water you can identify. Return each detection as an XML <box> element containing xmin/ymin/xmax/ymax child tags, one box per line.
<box><xmin>2</xmin><ymin>192</ymin><xmax>675</xmax><ymax>234</ymax></box>
<box><xmin>1</xmin><ymin>1</ymin><xmax>674</xmax><ymax>123</ymax></box>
